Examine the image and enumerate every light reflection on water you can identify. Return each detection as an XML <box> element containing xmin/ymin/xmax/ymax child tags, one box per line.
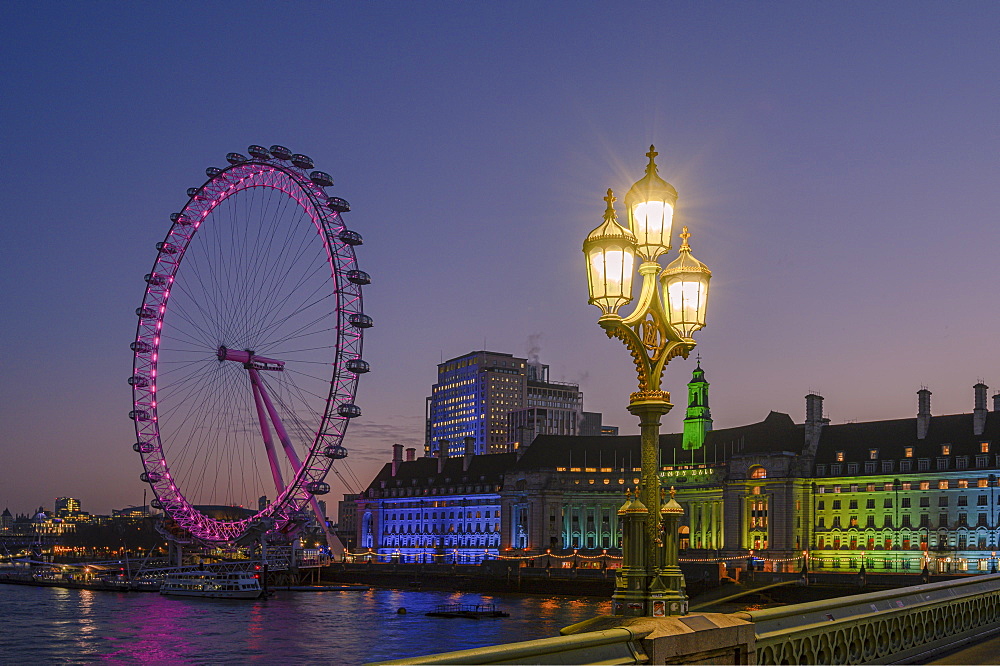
<box><xmin>0</xmin><ymin>585</ymin><xmax>611</xmax><ymax>664</ymax></box>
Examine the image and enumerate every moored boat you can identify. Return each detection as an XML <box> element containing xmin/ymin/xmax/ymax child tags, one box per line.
<box><xmin>425</xmin><ymin>603</ymin><xmax>509</xmax><ymax>619</ymax></box>
<box><xmin>160</xmin><ymin>571</ymin><xmax>263</xmax><ymax>599</ymax></box>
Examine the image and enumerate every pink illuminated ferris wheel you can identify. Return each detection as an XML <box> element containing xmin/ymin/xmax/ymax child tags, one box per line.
<box><xmin>129</xmin><ymin>145</ymin><xmax>371</xmax><ymax>544</ymax></box>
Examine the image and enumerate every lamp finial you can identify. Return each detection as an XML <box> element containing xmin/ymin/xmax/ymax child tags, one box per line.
<box><xmin>679</xmin><ymin>226</ymin><xmax>691</xmax><ymax>250</ymax></box>
<box><xmin>669</xmin><ymin>485</ymin><xmax>677</xmax><ymax>500</ymax></box>
<box><xmin>645</xmin><ymin>145</ymin><xmax>659</xmax><ymax>174</ymax></box>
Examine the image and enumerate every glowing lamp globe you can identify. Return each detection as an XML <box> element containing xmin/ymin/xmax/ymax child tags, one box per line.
<box><xmin>583</xmin><ymin>189</ymin><xmax>637</xmax><ymax>316</ymax></box>
<box><xmin>660</xmin><ymin>227</ymin><xmax>711</xmax><ymax>337</ymax></box>
<box><xmin>624</xmin><ymin>146</ymin><xmax>678</xmax><ymax>262</ymax></box>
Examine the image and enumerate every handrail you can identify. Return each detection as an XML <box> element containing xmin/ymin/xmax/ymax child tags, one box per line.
<box><xmin>369</xmin><ymin>627</ymin><xmax>646</xmax><ymax>665</ymax></box>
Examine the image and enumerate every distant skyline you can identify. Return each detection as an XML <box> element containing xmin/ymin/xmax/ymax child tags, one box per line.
<box><xmin>2</xmin><ymin>3</ymin><xmax>997</xmax><ymax>514</ymax></box>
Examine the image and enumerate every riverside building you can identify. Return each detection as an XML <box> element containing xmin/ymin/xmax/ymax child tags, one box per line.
<box><xmin>362</xmin><ymin>365</ymin><xmax>1000</xmax><ymax>574</ymax></box>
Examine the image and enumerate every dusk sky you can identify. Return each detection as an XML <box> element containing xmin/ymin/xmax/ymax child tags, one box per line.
<box><xmin>1</xmin><ymin>3</ymin><xmax>997</xmax><ymax>515</ymax></box>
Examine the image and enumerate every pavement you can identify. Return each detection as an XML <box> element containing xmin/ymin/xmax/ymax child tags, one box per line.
<box><xmin>929</xmin><ymin>633</ymin><xmax>1000</xmax><ymax>664</ymax></box>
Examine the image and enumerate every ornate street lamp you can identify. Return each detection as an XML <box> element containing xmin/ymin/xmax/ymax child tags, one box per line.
<box><xmin>583</xmin><ymin>146</ymin><xmax>712</xmax><ymax>617</ymax></box>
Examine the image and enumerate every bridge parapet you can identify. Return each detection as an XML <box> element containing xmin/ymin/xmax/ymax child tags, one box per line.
<box><xmin>735</xmin><ymin>573</ymin><xmax>1000</xmax><ymax>664</ymax></box>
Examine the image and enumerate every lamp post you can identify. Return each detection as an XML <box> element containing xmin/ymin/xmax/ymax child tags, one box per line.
<box><xmin>583</xmin><ymin>146</ymin><xmax>711</xmax><ymax>616</ymax></box>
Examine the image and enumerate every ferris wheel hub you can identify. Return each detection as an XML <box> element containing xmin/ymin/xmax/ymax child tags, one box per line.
<box><xmin>217</xmin><ymin>346</ymin><xmax>285</xmax><ymax>371</ymax></box>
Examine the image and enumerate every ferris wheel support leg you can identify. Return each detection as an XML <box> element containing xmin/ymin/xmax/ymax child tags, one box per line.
<box><xmin>249</xmin><ymin>370</ymin><xmax>287</xmax><ymax>497</ymax></box>
<box><xmin>251</xmin><ymin>367</ymin><xmax>331</xmax><ymax>534</ymax></box>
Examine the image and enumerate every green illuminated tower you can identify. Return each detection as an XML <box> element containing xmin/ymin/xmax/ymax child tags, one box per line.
<box><xmin>682</xmin><ymin>358</ymin><xmax>712</xmax><ymax>450</ymax></box>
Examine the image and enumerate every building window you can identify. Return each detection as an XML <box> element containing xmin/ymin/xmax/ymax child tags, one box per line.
<box><xmin>937</xmin><ymin>458</ymin><xmax>950</xmax><ymax>470</ymax></box>
<box><xmin>884</xmin><ymin>498</ymin><xmax>893</xmax><ymax>508</ymax></box>
<box><xmin>752</xmin><ymin>486</ymin><xmax>762</xmax><ymax>495</ymax></box>
<box><xmin>816</xmin><ymin>464</ymin><xmax>827</xmax><ymax>476</ymax></box>
<box><xmin>836</xmin><ymin>451</ymin><xmax>845</xmax><ymax>462</ymax></box>
<box><xmin>977</xmin><ymin>455</ymin><xmax>989</xmax><ymax>467</ymax></box>
<box><xmin>864</xmin><ymin>462</ymin><xmax>876</xmax><ymax>474</ymax></box>
<box><xmin>818</xmin><ymin>500</ymin><xmax>825</xmax><ymax>510</ymax></box>
<box><xmin>919</xmin><ymin>497</ymin><xmax>930</xmax><ymax>507</ymax></box>
<box><xmin>850</xmin><ymin>484</ymin><xmax>859</xmax><ymax>493</ymax></box>
<box><xmin>918</xmin><ymin>459</ymin><xmax>930</xmax><ymax>471</ymax></box>
<box><xmin>869</xmin><ymin>449</ymin><xmax>878</xmax><ymax>460</ymax></box>
<box><xmin>958</xmin><ymin>496</ymin><xmax>969</xmax><ymax>506</ymax></box>
<box><xmin>982</xmin><ymin>442</ymin><xmax>991</xmax><ymax>454</ymax></box>
<box><xmin>848</xmin><ymin>464</ymin><xmax>859</xmax><ymax>474</ymax></box>
<box><xmin>749</xmin><ymin>466</ymin><xmax>766</xmax><ymax>479</ymax></box>
<box><xmin>939</xmin><ymin>496</ymin><xmax>949</xmax><ymax>506</ymax></box>
<box><xmin>979</xmin><ymin>495</ymin><xmax>989</xmax><ymax>506</ymax></box>
<box><xmin>900</xmin><ymin>460</ymin><xmax>912</xmax><ymax>472</ymax></box>
<box><xmin>849</xmin><ymin>500</ymin><xmax>858</xmax><ymax>510</ymax></box>
<box><xmin>882</xmin><ymin>461</ymin><xmax>894</xmax><ymax>473</ymax></box>
<box><xmin>942</xmin><ymin>444</ymin><xmax>951</xmax><ymax>456</ymax></box>
<box><xmin>979</xmin><ymin>513</ymin><xmax>989</xmax><ymax>527</ymax></box>
<box><xmin>902</xmin><ymin>497</ymin><xmax>911</xmax><ymax>508</ymax></box>
<box><xmin>833</xmin><ymin>500</ymin><xmax>842</xmax><ymax>510</ymax></box>
<box><xmin>920</xmin><ymin>481</ymin><xmax>930</xmax><ymax>491</ymax></box>
<box><xmin>831</xmin><ymin>465</ymin><xmax>842</xmax><ymax>475</ymax></box>
<box><xmin>957</xmin><ymin>457</ymin><xmax>969</xmax><ymax>470</ymax></box>
<box><xmin>866</xmin><ymin>498</ymin><xmax>875</xmax><ymax>509</ymax></box>
<box><xmin>979</xmin><ymin>478</ymin><xmax>990</xmax><ymax>488</ymax></box>
<box><xmin>904</xmin><ymin>447</ymin><xmax>914</xmax><ymax>458</ymax></box>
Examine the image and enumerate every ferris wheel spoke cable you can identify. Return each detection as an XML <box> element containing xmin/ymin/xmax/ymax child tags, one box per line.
<box><xmin>239</xmin><ymin>189</ymin><xmax>308</xmax><ymax>344</ymax></box>
<box><xmin>257</xmin><ymin>311</ymin><xmax>336</xmax><ymax>360</ymax></box>
<box><xmin>250</xmin><ymin>265</ymin><xmax>332</xmax><ymax>346</ymax></box>
<box><xmin>255</xmin><ymin>296</ymin><xmax>335</xmax><ymax>351</ymax></box>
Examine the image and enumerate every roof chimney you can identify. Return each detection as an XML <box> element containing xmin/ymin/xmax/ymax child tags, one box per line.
<box><xmin>391</xmin><ymin>443</ymin><xmax>404</xmax><ymax>477</ymax></box>
<box><xmin>803</xmin><ymin>394</ymin><xmax>828</xmax><ymax>457</ymax></box>
<box><xmin>974</xmin><ymin>382</ymin><xmax>989</xmax><ymax>436</ymax></box>
<box><xmin>405</xmin><ymin>447</ymin><xmax>416</xmax><ymax>462</ymax></box>
<box><xmin>917</xmin><ymin>388</ymin><xmax>932</xmax><ymax>440</ymax></box>
<box><xmin>437</xmin><ymin>439</ymin><xmax>449</xmax><ymax>474</ymax></box>
<box><xmin>994</xmin><ymin>392</ymin><xmax>1000</xmax><ymax>413</ymax></box>
<box><xmin>463</xmin><ymin>436</ymin><xmax>475</xmax><ymax>471</ymax></box>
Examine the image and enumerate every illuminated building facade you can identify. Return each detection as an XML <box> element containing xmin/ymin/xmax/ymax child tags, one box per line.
<box><xmin>426</xmin><ymin>351</ymin><xmax>527</xmax><ymax>456</ymax></box>
<box><xmin>356</xmin><ymin>443</ymin><xmax>513</xmax><ymax>562</ymax></box>
<box><xmin>506</xmin><ymin>363</ymin><xmax>586</xmax><ymax>452</ymax></box>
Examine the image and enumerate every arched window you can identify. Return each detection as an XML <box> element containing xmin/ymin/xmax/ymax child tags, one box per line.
<box><xmin>749</xmin><ymin>466</ymin><xmax>767</xmax><ymax>479</ymax></box>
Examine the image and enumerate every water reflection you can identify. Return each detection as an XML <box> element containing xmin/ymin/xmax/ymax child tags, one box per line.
<box><xmin>2</xmin><ymin>585</ymin><xmax>612</xmax><ymax>665</ymax></box>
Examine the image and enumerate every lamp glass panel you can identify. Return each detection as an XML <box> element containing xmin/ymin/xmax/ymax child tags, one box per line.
<box><xmin>631</xmin><ymin>201</ymin><xmax>674</xmax><ymax>255</ymax></box>
<box><xmin>666</xmin><ymin>277</ymin><xmax>708</xmax><ymax>336</ymax></box>
<box><xmin>588</xmin><ymin>245</ymin><xmax>633</xmax><ymax>312</ymax></box>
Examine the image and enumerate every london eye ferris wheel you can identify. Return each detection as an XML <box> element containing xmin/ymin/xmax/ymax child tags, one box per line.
<box><xmin>129</xmin><ymin>145</ymin><xmax>370</xmax><ymax>544</ymax></box>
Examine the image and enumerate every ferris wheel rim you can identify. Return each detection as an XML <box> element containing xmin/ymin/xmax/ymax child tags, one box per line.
<box><xmin>129</xmin><ymin>151</ymin><xmax>366</xmax><ymax>543</ymax></box>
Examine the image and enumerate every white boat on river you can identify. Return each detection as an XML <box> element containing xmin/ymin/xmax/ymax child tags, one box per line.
<box><xmin>160</xmin><ymin>571</ymin><xmax>264</xmax><ymax>599</ymax></box>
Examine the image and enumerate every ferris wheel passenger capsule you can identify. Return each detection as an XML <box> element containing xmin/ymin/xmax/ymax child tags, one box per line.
<box><xmin>130</xmin><ymin>341</ymin><xmax>152</xmax><ymax>353</ymax></box>
<box><xmin>145</xmin><ymin>273</ymin><xmax>168</xmax><ymax>286</ymax></box>
<box><xmin>206</xmin><ymin>167</ymin><xmax>222</xmax><ymax>177</ymax></box>
<box><xmin>133</xmin><ymin>441</ymin><xmax>155</xmax><ymax>453</ymax></box>
<box><xmin>169</xmin><ymin>213</ymin><xmax>193</xmax><ymax>226</ymax></box>
<box><xmin>349</xmin><ymin>313</ymin><xmax>373</xmax><ymax>329</ymax></box>
<box><xmin>128</xmin><ymin>375</ymin><xmax>149</xmax><ymax>387</ymax></box>
<box><xmin>139</xmin><ymin>471</ymin><xmax>161</xmax><ymax>483</ymax></box>
<box><xmin>346</xmin><ymin>269</ymin><xmax>371</xmax><ymax>285</ymax></box>
<box><xmin>269</xmin><ymin>145</ymin><xmax>292</xmax><ymax>160</ymax></box>
<box><xmin>310</xmin><ymin>171</ymin><xmax>334</xmax><ymax>187</ymax></box>
<box><xmin>306</xmin><ymin>481</ymin><xmax>331</xmax><ymax>495</ymax></box>
<box><xmin>136</xmin><ymin>307</ymin><xmax>156</xmax><ymax>319</ymax></box>
<box><xmin>327</xmin><ymin>197</ymin><xmax>350</xmax><ymax>213</ymax></box>
<box><xmin>346</xmin><ymin>359</ymin><xmax>370</xmax><ymax>374</ymax></box>
<box><xmin>150</xmin><ymin>499</ymin><xmax>163</xmax><ymax>509</ymax></box>
<box><xmin>129</xmin><ymin>409</ymin><xmax>150</xmax><ymax>421</ymax></box>
<box><xmin>226</xmin><ymin>152</ymin><xmax>247</xmax><ymax>164</ymax></box>
<box><xmin>338</xmin><ymin>403</ymin><xmax>362</xmax><ymax>418</ymax></box>
<box><xmin>291</xmin><ymin>154</ymin><xmax>314</xmax><ymax>169</ymax></box>
<box><xmin>247</xmin><ymin>145</ymin><xmax>270</xmax><ymax>159</ymax></box>
<box><xmin>156</xmin><ymin>242</ymin><xmax>179</xmax><ymax>254</ymax></box>
<box><xmin>338</xmin><ymin>230</ymin><xmax>363</xmax><ymax>246</ymax></box>
<box><xmin>323</xmin><ymin>444</ymin><xmax>349</xmax><ymax>460</ymax></box>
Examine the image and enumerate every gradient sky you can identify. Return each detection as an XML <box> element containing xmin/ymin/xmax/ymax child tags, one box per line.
<box><xmin>2</xmin><ymin>3</ymin><xmax>997</xmax><ymax>515</ymax></box>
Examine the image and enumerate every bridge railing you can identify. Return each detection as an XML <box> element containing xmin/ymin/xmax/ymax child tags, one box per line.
<box><xmin>368</xmin><ymin>627</ymin><xmax>649</xmax><ymax>665</ymax></box>
<box><xmin>734</xmin><ymin>573</ymin><xmax>1000</xmax><ymax>664</ymax></box>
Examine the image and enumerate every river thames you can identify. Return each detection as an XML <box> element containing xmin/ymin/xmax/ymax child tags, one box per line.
<box><xmin>0</xmin><ymin>584</ymin><xmax>611</xmax><ymax>664</ymax></box>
